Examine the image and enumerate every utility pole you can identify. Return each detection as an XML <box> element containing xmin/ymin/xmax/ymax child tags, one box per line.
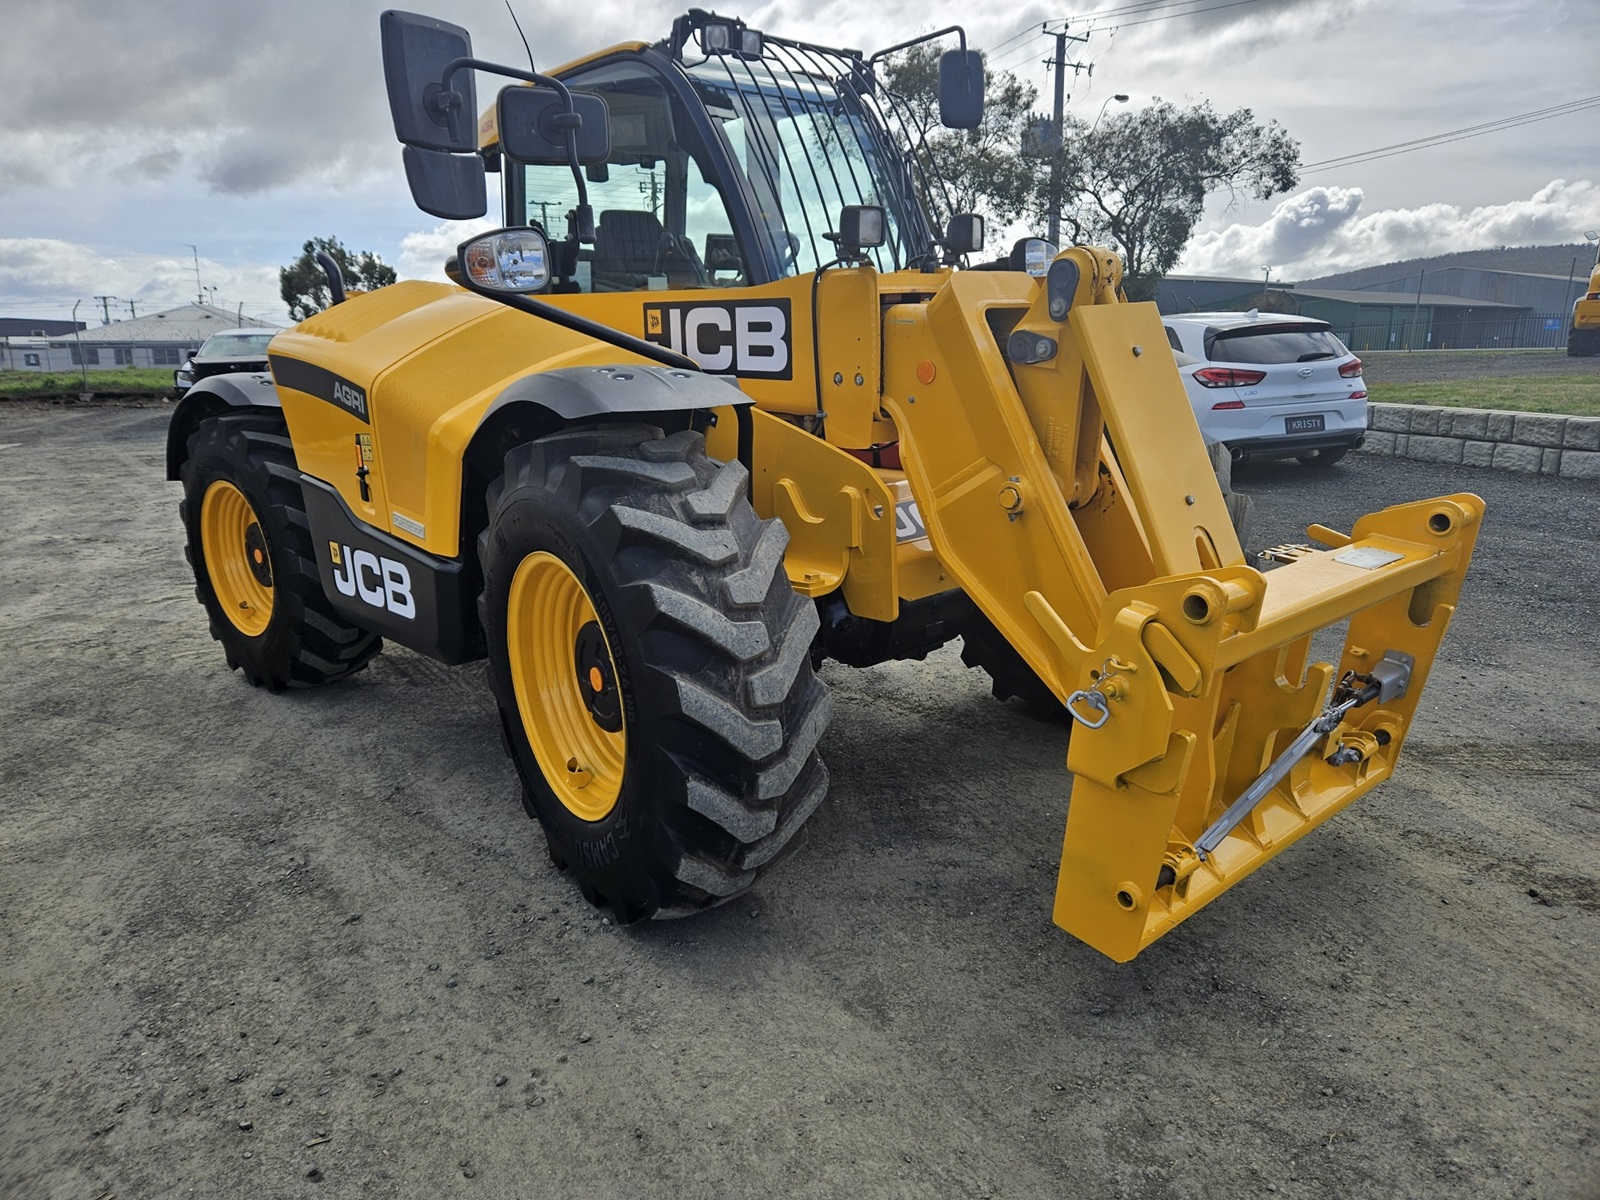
<box><xmin>185</xmin><ymin>244</ymin><xmax>204</xmax><ymax>304</ymax></box>
<box><xmin>1261</xmin><ymin>266</ymin><xmax>1272</xmax><ymax>306</ymax></box>
<box><xmin>1044</xmin><ymin>24</ymin><xmax>1090</xmax><ymax>245</ymax></box>
<box><xmin>125</xmin><ymin>299</ymin><xmax>138</xmax><ymax>319</ymax></box>
<box><xmin>93</xmin><ymin>295</ymin><xmax>117</xmax><ymax>325</ymax></box>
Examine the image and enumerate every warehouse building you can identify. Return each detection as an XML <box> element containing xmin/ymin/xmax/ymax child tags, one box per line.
<box><xmin>2</xmin><ymin>304</ymin><xmax>277</xmax><ymax>373</ymax></box>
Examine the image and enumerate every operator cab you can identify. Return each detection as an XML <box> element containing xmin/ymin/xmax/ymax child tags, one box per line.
<box><xmin>485</xmin><ymin>11</ymin><xmax>986</xmax><ymax>294</ymax></box>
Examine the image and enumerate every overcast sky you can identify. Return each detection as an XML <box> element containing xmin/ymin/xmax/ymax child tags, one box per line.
<box><xmin>1</xmin><ymin>0</ymin><xmax>1594</xmax><ymax>325</ymax></box>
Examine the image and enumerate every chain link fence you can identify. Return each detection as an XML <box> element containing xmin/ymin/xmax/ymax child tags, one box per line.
<box><xmin>1334</xmin><ymin>310</ymin><xmax>1572</xmax><ymax>352</ymax></box>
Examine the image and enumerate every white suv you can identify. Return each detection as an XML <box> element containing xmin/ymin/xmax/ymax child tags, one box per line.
<box><xmin>1163</xmin><ymin>311</ymin><xmax>1367</xmax><ymax>467</ymax></box>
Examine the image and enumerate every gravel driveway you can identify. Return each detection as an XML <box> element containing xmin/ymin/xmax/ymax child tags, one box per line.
<box><xmin>2</xmin><ymin>403</ymin><xmax>1596</xmax><ymax>1199</ymax></box>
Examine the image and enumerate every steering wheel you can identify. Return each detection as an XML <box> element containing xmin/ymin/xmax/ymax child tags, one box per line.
<box><xmin>778</xmin><ymin>232</ymin><xmax>801</xmax><ymax>274</ymax></box>
<box><xmin>654</xmin><ymin>232</ymin><xmax>708</xmax><ymax>287</ymax></box>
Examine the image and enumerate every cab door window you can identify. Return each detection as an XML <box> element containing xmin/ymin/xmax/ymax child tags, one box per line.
<box><xmin>519</xmin><ymin>60</ymin><xmax>746</xmax><ymax>291</ymax></box>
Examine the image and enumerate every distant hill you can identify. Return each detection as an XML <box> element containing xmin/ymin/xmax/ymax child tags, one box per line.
<box><xmin>1296</xmin><ymin>243</ymin><xmax>1597</xmax><ymax>290</ymax></box>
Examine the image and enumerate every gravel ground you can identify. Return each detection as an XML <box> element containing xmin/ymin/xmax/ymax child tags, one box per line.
<box><xmin>2</xmin><ymin>404</ymin><xmax>1597</xmax><ymax>1200</ymax></box>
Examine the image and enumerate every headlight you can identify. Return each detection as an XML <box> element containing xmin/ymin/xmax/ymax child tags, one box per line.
<box><xmin>457</xmin><ymin>228</ymin><xmax>550</xmax><ymax>294</ymax></box>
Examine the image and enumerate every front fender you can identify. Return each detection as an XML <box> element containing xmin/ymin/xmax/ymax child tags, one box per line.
<box><xmin>165</xmin><ymin>372</ymin><xmax>282</xmax><ymax>480</ymax></box>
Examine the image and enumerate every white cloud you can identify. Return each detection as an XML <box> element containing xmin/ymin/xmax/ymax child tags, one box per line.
<box><xmin>1180</xmin><ymin>179</ymin><xmax>1600</xmax><ymax>278</ymax></box>
<box><xmin>0</xmin><ymin>238</ymin><xmax>284</xmax><ymax>322</ymax></box>
<box><xmin>397</xmin><ymin>219</ymin><xmax>498</xmax><ymax>283</ymax></box>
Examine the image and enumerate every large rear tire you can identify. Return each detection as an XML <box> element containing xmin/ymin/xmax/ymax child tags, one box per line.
<box><xmin>179</xmin><ymin>415</ymin><xmax>382</xmax><ymax>691</ymax></box>
<box><xmin>1569</xmin><ymin>327</ymin><xmax>1600</xmax><ymax>357</ymax></box>
<box><xmin>480</xmin><ymin>425</ymin><xmax>830</xmax><ymax>923</ymax></box>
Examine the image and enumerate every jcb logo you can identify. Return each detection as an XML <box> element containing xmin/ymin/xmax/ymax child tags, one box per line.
<box><xmin>328</xmin><ymin>541</ymin><xmax>415</xmax><ymax>620</ymax></box>
<box><xmin>643</xmin><ymin>299</ymin><xmax>792</xmax><ymax>380</ymax></box>
<box><xmin>894</xmin><ymin>499</ymin><xmax>927</xmax><ymax>544</ymax></box>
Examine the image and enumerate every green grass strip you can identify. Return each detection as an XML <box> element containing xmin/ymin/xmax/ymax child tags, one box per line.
<box><xmin>0</xmin><ymin>368</ymin><xmax>176</xmax><ymax>398</ymax></box>
<box><xmin>1370</xmin><ymin>377</ymin><xmax>1600</xmax><ymax>417</ymax></box>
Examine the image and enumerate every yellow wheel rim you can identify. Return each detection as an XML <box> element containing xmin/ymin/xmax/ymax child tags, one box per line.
<box><xmin>200</xmin><ymin>480</ymin><xmax>274</xmax><ymax>637</ymax></box>
<box><xmin>507</xmin><ymin>552</ymin><xmax>626</xmax><ymax>822</ymax></box>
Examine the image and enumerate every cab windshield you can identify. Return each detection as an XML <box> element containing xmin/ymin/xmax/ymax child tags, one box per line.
<box><xmin>198</xmin><ymin>332</ymin><xmax>274</xmax><ymax>357</ymax></box>
<box><xmin>683</xmin><ymin>51</ymin><xmax>931</xmax><ymax>276</ymax></box>
<box><xmin>514</xmin><ymin>43</ymin><xmax>937</xmax><ymax>291</ymax></box>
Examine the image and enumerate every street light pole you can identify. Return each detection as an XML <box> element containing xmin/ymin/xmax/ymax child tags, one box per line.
<box><xmin>185</xmin><ymin>244</ymin><xmax>203</xmax><ymax>305</ymax></box>
<box><xmin>71</xmin><ymin>300</ymin><xmax>89</xmax><ymax>393</ymax></box>
<box><xmin>1092</xmin><ymin>93</ymin><xmax>1129</xmax><ymax>132</ymax></box>
<box><xmin>1409</xmin><ymin>269</ymin><xmax>1425</xmax><ymax>352</ymax></box>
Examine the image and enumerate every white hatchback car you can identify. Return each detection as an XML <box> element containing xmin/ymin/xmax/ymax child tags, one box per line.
<box><xmin>1163</xmin><ymin>311</ymin><xmax>1367</xmax><ymax>466</ymax></box>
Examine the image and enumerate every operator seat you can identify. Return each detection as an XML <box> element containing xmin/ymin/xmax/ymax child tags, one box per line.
<box><xmin>594</xmin><ymin>210</ymin><xmax>663</xmax><ymax>287</ymax></box>
<box><xmin>594</xmin><ymin>209</ymin><xmax>706</xmax><ymax>291</ymax></box>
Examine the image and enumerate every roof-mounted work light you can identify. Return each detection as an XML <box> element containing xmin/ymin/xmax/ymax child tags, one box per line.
<box><xmin>701</xmin><ymin>17</ymin><xmax>763</xmax><ymax>60</ymax></box>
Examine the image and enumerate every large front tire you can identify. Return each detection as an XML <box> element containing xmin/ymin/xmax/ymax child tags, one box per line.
<box><xmin>179</xmin><ymin>415</ymin><xmax>382</xmax><ymax>691</ymax></box>
<box><xmin>480</xmin><ymin>426</ymin><xmax>830</xmax><ymax>923</ymax></box>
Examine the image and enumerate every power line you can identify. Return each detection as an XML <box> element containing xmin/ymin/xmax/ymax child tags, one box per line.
<box><xmin>987</xmin><ymin>18</ymin><xmax>1051</xmax><ymax>56</ymax></box>
<box><xmin>1302</xmin><ymin>96</ymin><xmax>1600</xmax><ymax>172</ymax></box>
<box><xmin>1070</xmin><ymin>0</ymin><xmax>1265</xmax><ymax>21</ymax></box>
<box><xmin>986</xmin><ymin>0</ymin><xmax>1278</xmax><ymax>75</ymax></box>
<box><xmin>1075</xmin><ymin>0</ymin><xmax>1283</xmax><ymax>32</ymax></box>
<box><xmin>987</xmin><ymin>35</ymin><xmax>1052</xmax><ymax>73</ymax></box>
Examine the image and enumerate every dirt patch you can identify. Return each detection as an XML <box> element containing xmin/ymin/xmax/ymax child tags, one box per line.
<box><xmin>2</xmin><ymin>409</ymin><xmax>1597</xmax><ymax>1198</ymax></box>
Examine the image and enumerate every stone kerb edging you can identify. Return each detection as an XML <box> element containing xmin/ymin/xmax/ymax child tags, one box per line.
<box><xmin>1360</xmin><ymin>403</ymin><xmax>1600</xmax><ymax>480</ymax></box>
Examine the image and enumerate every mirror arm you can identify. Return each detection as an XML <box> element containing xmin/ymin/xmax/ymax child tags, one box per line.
<box><xmin>440</xmin><ymin>57</ymin><xmax>594</xmax><ymax>242</ymax></box>
<box><xmin>866</xmin><ymin>25</ymin><xmax>965</xmax><ymax>66</ymax></box>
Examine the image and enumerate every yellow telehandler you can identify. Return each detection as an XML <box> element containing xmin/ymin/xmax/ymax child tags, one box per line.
<box><xmin>166</xmin><ymin>9</ymin><xmax>1483</xmax><ymax>961</ymax></box>
<box><xmin>1568</xmin><ymin>232</ymin><xmax>1600</xmax><ymax>356</ymax></box>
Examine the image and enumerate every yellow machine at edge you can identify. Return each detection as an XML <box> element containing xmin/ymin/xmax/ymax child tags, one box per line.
<box><xmin>1568</xmin><ymin>235</ymin><xmax>1600</xmax><ymax>357</ymax></box>
<box><xmin>166</xmin><ymin>9</ymin><xmax>1483</xmax><ymax>963</ymax></box>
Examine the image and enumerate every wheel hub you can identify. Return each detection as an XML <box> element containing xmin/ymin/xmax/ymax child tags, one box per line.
<box><xmin>244</xmin><ymin>522</ymin><xmax>273</xmax><ymax>587</ymax></box>
<box><xmin>574</xmin><ymin>621</ymin><xmax>622</xmax><ymax>732</ymax></box>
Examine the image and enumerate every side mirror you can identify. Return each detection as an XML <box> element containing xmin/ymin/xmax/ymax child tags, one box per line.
<box><xmin>944</xmin><ymin>213</ymin><xmax>984</xmax><ymax>256</ymax></box>
<box><xmin>381</xmin><ymin>11</ymin><xmax>476</xmax><ymax>152</ymax></box>
<box><xmin>498</xmin><ymin>88</ymin><xmax>611</xmax><ymax>165</ymax></box>
<box><xmin>938</xmin><ymin>49</ymin><xmax>984</xmax><ymax>129</ymax></box>
<box><xmin>404</xmin><ymin>146</ymin><xmax>487</xmax><ymax>220</ymax></box>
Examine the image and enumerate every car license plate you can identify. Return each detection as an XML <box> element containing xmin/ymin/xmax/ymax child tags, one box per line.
<box><xmin>1285</xmin><ymin>414</ymin><xmax>1326</xmax><ymax>434</ymax></box>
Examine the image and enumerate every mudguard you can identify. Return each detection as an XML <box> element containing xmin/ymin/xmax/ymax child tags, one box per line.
<box><xmin>165</xmin><ymin>372</ymin><xmax>282</xmax><ymax>481</ymax></box>
<box><xmin>480</xmin><ymin>363</ymin><xmax>749</xmax><ymax>424</ymax></box>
